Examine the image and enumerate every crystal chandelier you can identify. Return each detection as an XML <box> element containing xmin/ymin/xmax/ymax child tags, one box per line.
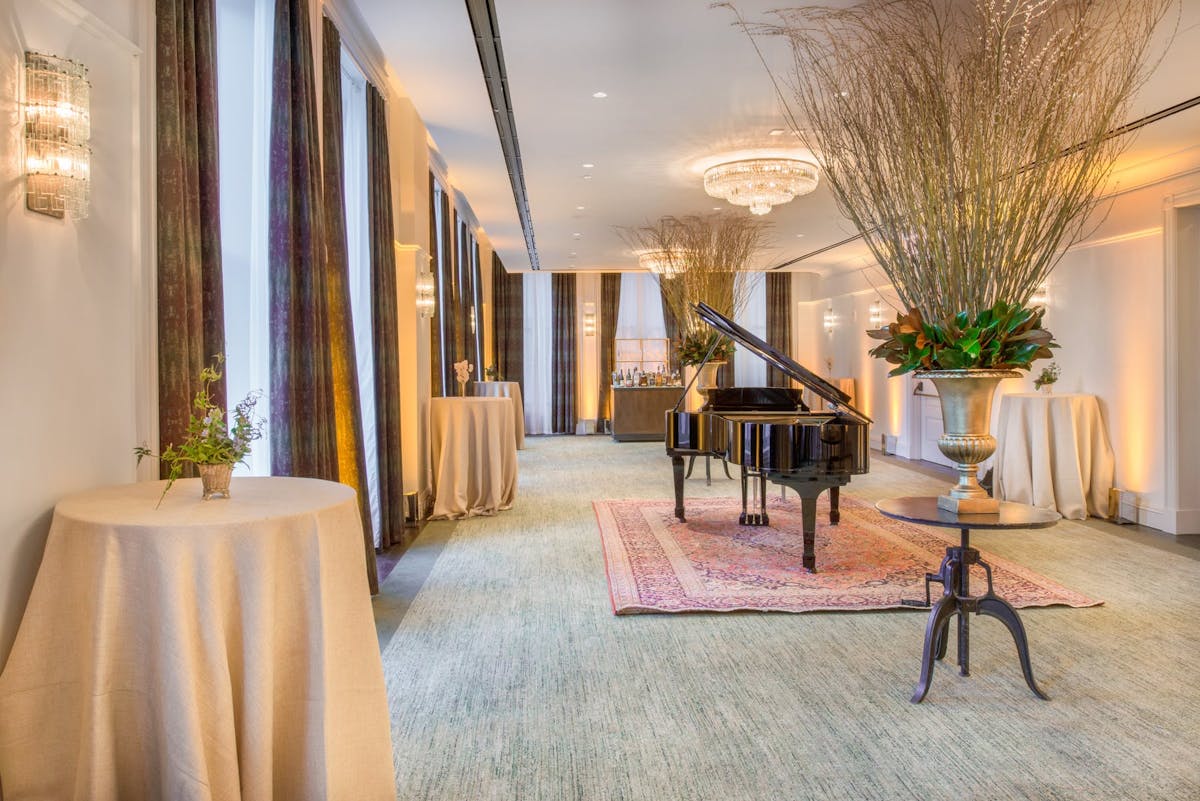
<box><xmin>703</xmin><ymin>158</ymin><xmax>818</xmax><ymax>216</ymax></box>
<box><xmin>22</xmin><ymin>51</ymin><xmax>91</xmax><ymax>220</ymax></box>
<box><xmin>637</xmin><ymin>249</ymin><xmax>686</xmax><ymax>276</ymax></box>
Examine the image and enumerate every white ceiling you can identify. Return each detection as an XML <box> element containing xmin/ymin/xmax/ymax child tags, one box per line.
<box><xmin>357</xmin><ymin>1</ymin><xmax>1200</xmax><ymax>275</ymax></box>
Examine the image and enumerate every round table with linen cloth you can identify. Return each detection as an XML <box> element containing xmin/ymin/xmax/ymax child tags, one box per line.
<box><xmin>0</xmin><ymin>476</ymin><xmax>395</xmax><ymax>801</ymax></box>
<box><xmin>472</xmin><ymin>380</ymin><xmax>525</xmax><ymax>449</ymax></box>
<box><xmin>993</xmin><ymin>392</ymin><xmax>1116</xmax><ymax>520</ymax></box>
<box><xmin>429</xmin><ymin>396</ymin><xmax>519</xmax><ymax>519</ymax></box>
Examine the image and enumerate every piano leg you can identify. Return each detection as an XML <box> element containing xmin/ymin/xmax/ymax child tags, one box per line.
<box><xmin>830</xmin><ymin>486</ymin><xmax>841</xmax><ymax>526</ymax></box>
<box><xmin>791</xmin><ymin>484</ymin><xmax>825</xmax><ymax>572</ymax></box>
<box><xmin>672</xmin><ymin>454</ymin><xmax>686</xmax><ymax>522</ymax></box>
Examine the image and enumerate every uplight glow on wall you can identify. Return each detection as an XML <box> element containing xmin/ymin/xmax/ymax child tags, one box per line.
<box><xmin>23</xmin><ymin>51</ymin><xmax>91</xmax><ymax>220</ymax></box>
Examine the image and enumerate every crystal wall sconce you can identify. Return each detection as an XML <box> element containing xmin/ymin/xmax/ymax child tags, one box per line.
<box><xmin>23</xmin><ymin>51</ymin><xmax>91</xmax><ymax>220</ymax></box>
<box><xmin>415</xmin><ymin>269</ymin><xmax>436</xmax><ymax>318</ymax></box>
<box><xmin>824</xmin><ymin>307</ymin><xmax>837</xmax><ymax>334</ymax></box>
<box><xmin>1029</xmin><ymin>282</ymin><xmax>1050</xmax><ymax>308</ymax></box>
<box><xmin>869</xmin><ymin>298</ymin><xmax>885</xmax><ymax>327</ymax></box>
<box><xmin>583</xmin><ymin>302</ymin><xmax>597</xmax><ymax>336</ymax></box>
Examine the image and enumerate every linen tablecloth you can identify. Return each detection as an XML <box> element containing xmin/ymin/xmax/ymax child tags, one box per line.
<box><xmin>472</xmin><ymin>380</ymin><xmax>525</xmax><ymax>449</ymax></box>
<box><xmin>0</xmin><ymin>476</ymin><xmax>395</xmax><ymax>801</ymax></box>
<box><xmin>994</xmin><ymin>392</ymin><xmax>1115</xmax><ymax>520</ymax></box>
<box><xmin>429</xmin><ymin>396</ymin><xmax>518</xmax><ymax>519</ymax></box>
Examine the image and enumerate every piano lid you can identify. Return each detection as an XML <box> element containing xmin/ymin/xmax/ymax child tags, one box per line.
<box><xmin>693</xmin><ymin>301</ymin><xmax>873</xmax><ymax>425</ymax></box>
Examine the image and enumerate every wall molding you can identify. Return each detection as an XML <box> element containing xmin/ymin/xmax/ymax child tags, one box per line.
<box><xmin>36</xmin><ymin>0</ymin><xmax>141</xmax><ymax>54</ymax></box>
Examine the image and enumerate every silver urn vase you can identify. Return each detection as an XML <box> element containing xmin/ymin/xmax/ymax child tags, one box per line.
<box><xmin>922</xmin><ymin>369</ymin><xmax>1019</xmax><ymax>514</ymax></box>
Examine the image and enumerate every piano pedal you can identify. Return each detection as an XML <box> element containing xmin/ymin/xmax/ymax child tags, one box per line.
<box><xmin>738</xmin><ymin>512</ymin><xmax>769</xmax><ymax>526</ymax></box>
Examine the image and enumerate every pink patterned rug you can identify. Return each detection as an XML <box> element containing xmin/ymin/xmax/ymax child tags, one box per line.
<box><xmin>594</xmin><ymin>494</ymin><xmax>1100</xmax><ymax>615</ymax></box>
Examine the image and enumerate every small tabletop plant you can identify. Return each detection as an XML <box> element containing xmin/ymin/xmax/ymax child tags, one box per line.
<box><xmin>1034</xmin><ymin>362</ymin><xmax>1061</xmax><ymax>391</ymax></box>
<box><xmin>135</xmin><ymin>355</ymin><xmax>264</xmax><ymax>506</ymax></box>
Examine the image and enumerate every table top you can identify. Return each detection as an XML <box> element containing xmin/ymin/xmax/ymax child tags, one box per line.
<box><xmin>1003</xmin><ymin>392</ymin><xmax>1096</xmax><ymax>400</ymax></box>
<box><xmin>55</xmin><ymin>476</ymin><xmax>353</xmax><ymax>529</ymax></box>
<box><xmin>876</xmin><ymin>496</ymin><xmax>1061</xmax><ymax>530</ymax></box>
<box><xmin>432</xmin><ymin>395</ymin><xmax>512</xmax><ymax>406</ymax></box>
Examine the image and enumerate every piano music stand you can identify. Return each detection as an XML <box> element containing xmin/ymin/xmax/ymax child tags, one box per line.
<box><xmin>875</xmin><ymin>497</ymin><xmax>1060</xmax><ymax>703</ymax></box>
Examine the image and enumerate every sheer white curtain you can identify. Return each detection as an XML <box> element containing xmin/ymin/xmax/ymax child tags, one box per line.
<box><xmin>340</xmin><ymin>52</ymin><xmax>381</xmax><ymax>543</ymax></box>
<box><xmin>734</xmin><ymin>271</ymin><xmax>767</xmax><ymax>387</ymax></box>
<box><xmin>216</xmin><ymin>0</ymin><xmax>273</xmax><ymax>476</ymax></box>
<box><xmin>523</xmin><ymin>272</ymin><xmax>553</xmax><ymax>434</ymax></box>
<box><xmin>615</xmin><ymin>273</ymin><xmax>667</xmax><ymax>339</ymax></box>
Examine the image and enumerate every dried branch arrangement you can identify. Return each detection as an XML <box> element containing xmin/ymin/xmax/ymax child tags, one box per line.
<box><xmin>746</xmin><ymin>0</ymin><xmax>1172</xmax><ymax>322</ymax></box>
<box><xmin>621</xmin><ymin>212</ymin><xmax>769</xmax><ymax>345</ymax></box>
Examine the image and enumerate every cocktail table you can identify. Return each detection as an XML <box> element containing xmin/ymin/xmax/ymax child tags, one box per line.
<box><xmin>876</xmin><ymin>496</ymin><xmax>1061</xmax><ymax>703</ymax></box>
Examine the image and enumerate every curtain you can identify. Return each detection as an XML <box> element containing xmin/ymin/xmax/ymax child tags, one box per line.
<box><xmin>156</xmin><ymin>0</ymin><xmax>226</xmax><ymax>475</ymax></box>
<box><xmin>321</xmin><ymin>18</ymin><xmax>376</xmax><ymax>592</ymax></box>
<box><xmin>734</xmin><ymin>272</ymin><xmax>767</xmax><ymax>388</ymax></box>
<box><xmin>523</xmin><ymin>273</ymin><xmax>553</xmax><ymax>434</ymax></box>
<box><xmin>428</xmin><ymin>174</ymin><xmax>443</xmax><ymax>396</ymax></box>
<box><xmin>451</xmin><ymin>212</ymin><xmax>466</xmax><ymax>375</ymax></box>
<box><xmin>368</xmin><ymin>84</ymin><xmax>406</xmax><ymax>552</ymax></box>
<box><xmin>492</xmin><ymin>253</ymin><xmax>523</xmax><ymax>386</ymax></box>
<box><xmin>551</xmin><ymin>273</ymin><xmax>576</xmax><ymax>434</ymax></box>
<box><xmin>597</xmin><ymin>273</ymin><xmax>621</xmax><ymax>427</ymax></box>
<box><xmin>766</xmin><ymin>272</ymin><xmax>792</xmax><ymax>388</ymax></box>
<box><xmin>268</xmin><ymin>0</ymin><xmax>337</xmax><ymax>479</ymax></box>
<box><xmin>615</xmin><ymin>273</ymin><xmax>667</xmax><ymax>339</ymax></box>
<box><xmin>658</xmin><ymin>278</ymin><xmax>678</xmax><ymax>377</ymax></box>
<box><xmin>472</xmin><ymin>238</ymin><xmax>484</xmax><ymax>369</ymax></box>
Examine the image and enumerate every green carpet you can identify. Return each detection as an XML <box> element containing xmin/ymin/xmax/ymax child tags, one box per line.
<box><xmin>381</xmin><ymin>436</ymin><xmax>1200</xmax><ymax>801</ymax></box>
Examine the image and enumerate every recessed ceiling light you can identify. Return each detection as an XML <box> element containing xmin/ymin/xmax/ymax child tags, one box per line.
<box><xmin>592</xmin><ymin>91</ymin><xmax>607</xmax><ymax>98</ymax></box>
<box><xmin>582</xmin><ymin>162</ymin><xmax>594</xmax><ymax>169</ymax></box>
<box><xmin>569</xmin><ymin>251</ymin><xmax>577</xmax><ymax>257</ymax></box>
<box><xmin>769</xmin><ymin>128</ymin><xmax>786</xmax><ymax>136</ymax></box>
<box><xmin>582</xmin><ymin>174</ymin><xmax>592</xmax><ymax>180</ymax></box>
<box><xmin>572</xmin><ymin>232</ymin><xmax>582</xmax><ymax>239</ymax></box>
<box><xmin>576</xmin><ymin>205</ymin><xmax>586</xmax><ymax>211</ymax></box>
<box><xmin>713</xmin><ymin>207</ymin><xmax>722</xmax><ymax>211</ymax></box>
<box><xmin>796</xmin><ymin>233</ymin><xmax>806</xmax><ymax>238</ymax></box>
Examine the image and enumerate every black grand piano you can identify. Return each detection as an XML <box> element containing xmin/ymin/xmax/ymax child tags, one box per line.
<box><xmin>666</xmin><ymin>302</ymin><xmax>872</xmax><ymax>572</ymax></box>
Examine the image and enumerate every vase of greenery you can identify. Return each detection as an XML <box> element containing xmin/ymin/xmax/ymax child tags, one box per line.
<box><xmin>677</xmin><ymin>331</ymin><xmax>735</xmax><ymax>398</ymax></box>
<box><xmin>745</xmin><ymin>0</ymin><xmax>1167</xmax><ymax>511</ymax></box>
<box><xmin>1034</xmin><ymin>363</ymin><xmax>1060</xmax><ymax>395</ymax></box>
<box><xmin>135</xmin><ymin>356</ymin><xmax>264</xmax><ymax>507</ymax></box>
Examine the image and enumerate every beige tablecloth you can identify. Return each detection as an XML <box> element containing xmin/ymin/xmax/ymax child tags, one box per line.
<box><xmin>994</xmin><ymin>393</ymin><xmax>1115</xmax><ymax>520</ymax></box>
<box><xmin>472</xmin><ymin>380</ymin><xmax>525</xmax><ymax>449</ymax></box>
<box><xmin>0</xmin><ymin>476</ymin><xmax>394</xmax><ymax>801</ymax></box>
<box><xmin>430</xmin><ymin>396</ymin><xmax>518</xmax><ymax>519</ymax></box>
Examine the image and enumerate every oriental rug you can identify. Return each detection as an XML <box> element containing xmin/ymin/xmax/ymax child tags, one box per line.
<box><xmin>594</xmin><ymin>493</ymin><xmax>1100</xmax><ymax>615</ymax></box>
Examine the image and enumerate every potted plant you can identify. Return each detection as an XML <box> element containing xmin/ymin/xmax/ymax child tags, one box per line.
<box><xmin>747</xmin><ymin>0</ymin><xmax>1168</xmax><ymax>511</ymax></box>
<box><xmin>135</xmin><ymin>355</ymin><xmax>264</xmax><ymax>506</ymax></box>
<box><xmin>621</xmin><ymin>213</ymin><xmax>767</xmax><ymax>398</ymax></box>
<box><xmin>1034</xmin><ymin>363</ymin><xmax>1061</xmax><ymax>394</ymax></box>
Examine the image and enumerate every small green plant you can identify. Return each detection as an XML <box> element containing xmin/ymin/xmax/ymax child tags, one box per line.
<box><xmin>1034</xmin><ymin>362</ymin><xmax>1061</xmax><ymax>390</ymax></box>
<box><xmin>676</xmin><ymin>331</ymin><xmax>735</xmax><ymax>366</ymax></box>
<box><xmin>866</xmin><ymin>301</ymin><xmax>1056</xmax><ymax>376</ymax></box>
<box><xmin>484</xmin><ymin>364</ymin><xmax>501</xmax><ymax>380</ymax></box>
<box><xmin>135</xmin><ymin>355</ymin><xmax>264</xmax><ymax>506</ymax></box>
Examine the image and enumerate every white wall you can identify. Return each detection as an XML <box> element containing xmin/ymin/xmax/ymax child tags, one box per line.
<box><xmin>0</xmin><ymin>0</ymin><xmax>150</xmax><ymax>665</ymax></box>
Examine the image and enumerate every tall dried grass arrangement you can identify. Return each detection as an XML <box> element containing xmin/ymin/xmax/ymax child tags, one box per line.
<box><xmin>621</xmin><ymin>212</ymin><xmax>769</xmax><ymax>342</ymax></box>
<box><xmin>737</xmin><ymin>0</ymin><xmax>1172</xmax><ymax>322</ymax></box>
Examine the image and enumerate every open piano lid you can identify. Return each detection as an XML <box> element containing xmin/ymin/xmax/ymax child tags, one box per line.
<box><xmin>693</xmin><ymin>301</ymin><xmax>872</xmax><ymax>425</ymax></box>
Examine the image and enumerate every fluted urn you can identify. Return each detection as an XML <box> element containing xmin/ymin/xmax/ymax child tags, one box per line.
<box><xmin>922</xmin><ymin>369</ymin><xmax>1019</xmax><ymax>514</ymax></box>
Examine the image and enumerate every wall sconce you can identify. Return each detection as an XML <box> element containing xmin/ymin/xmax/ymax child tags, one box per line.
<box><xmin>1029</xmin><ymin>282</ymin><xmax>1050</xmax><ymax>308</ymax></box>
<box><xmin>415</xmin><ymin>270</ymin><xmax>435</xmax><ymax>318</ymax></box>
<box><xmin>23</xmin><ymin>51</ymin><xmax>91</xmax><ymax>220</ymax></box>
<box><xmin>869</xmin><ymin>298</ymin><xmax>885</xmax><ymax>327</ymax></box>
<box><xmin>583</xmin><ymin>302</ymin><xmax>597</xmax><ymax>336</ymax></box>
<box><xmin>468</xmin><ymin>305</ymin><xmax>477</xmax><ymax>334</ymax></box>
<box><xmin>824</xmin><ymin>306</ymin><xmax>837</xmax><ymax>334</ymax></box>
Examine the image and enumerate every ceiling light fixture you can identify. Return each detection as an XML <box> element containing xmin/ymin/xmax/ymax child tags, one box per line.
<box><xmin>703</xmin><ymin>157</ymin><xmax>819</xmax><ymax>216</ymax></box>
<box><xmin>637</xmin><ymin>249</ymin><xmax>685</xmax><ymax>276</ymax></box>
<box><xmin>591</xmin><ymin>91</ymin><xmax>607</xmax><ymax>98</ymax></box>
<box><xmin>581</xmin><ymin>162</ymin><xmax>594</xmax><ymax>168</ymax></box>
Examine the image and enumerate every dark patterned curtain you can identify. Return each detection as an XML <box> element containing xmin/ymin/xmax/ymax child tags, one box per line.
<box><xmin>766</xmin><ymin>272</ymin><xmax>791</xmax><ymax>387</ymax></box>
<box><xmin>428</xmin><ymin>175</ymin><xmax>444</xmax><ymax>397</ymax></box>
<box><xmin>451</xmin><ymin>213</ymin><xmax>466</xmax><ymax>373</ymax></box>
<box><xmin>268</xmin><ymin>0</ymin><xmax>337</xmax><ymax>479</ymax></box>
<box><xmin>322</xmin><ymin>18</ymin><xmax>377</xmax><ymax>592</ymax></box>
<box><xmin>551</xmin><ymin>273</ymin><xmax>576</xmax><ymax>434</ymax></box>
<box><xmin>598</xmin><ymin>273</ymin><xmax>621</xmax><ymax>427</ymax></box>
<box><xmin>472</xmin><ymin>238</ymin><xmax>484</xmax><ymax>369</ymax></box>
<box><xmin>156</xmin><ymin>0</ymin><xmax>225</xmax><ymax>475</ymax></box>
<box><xmin>492</xmin><ymin>253</ymin><xmax>523</xmax><ymax>386</ymax></box>
<box><xmin>432</xmin><ymin>185</ymin><xmax>453</xmax><ymax>396</ymax></box>
<box><xmin>369</xmin><ymin>84</ymin><xmax>406</xmax><ymax>552</ymax></box>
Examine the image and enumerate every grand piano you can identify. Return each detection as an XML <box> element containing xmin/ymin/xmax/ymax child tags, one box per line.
<box><xmin>666</xmin><ymin>302</ymin><xmax>871</xmax><ymax>572</ymax></box>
